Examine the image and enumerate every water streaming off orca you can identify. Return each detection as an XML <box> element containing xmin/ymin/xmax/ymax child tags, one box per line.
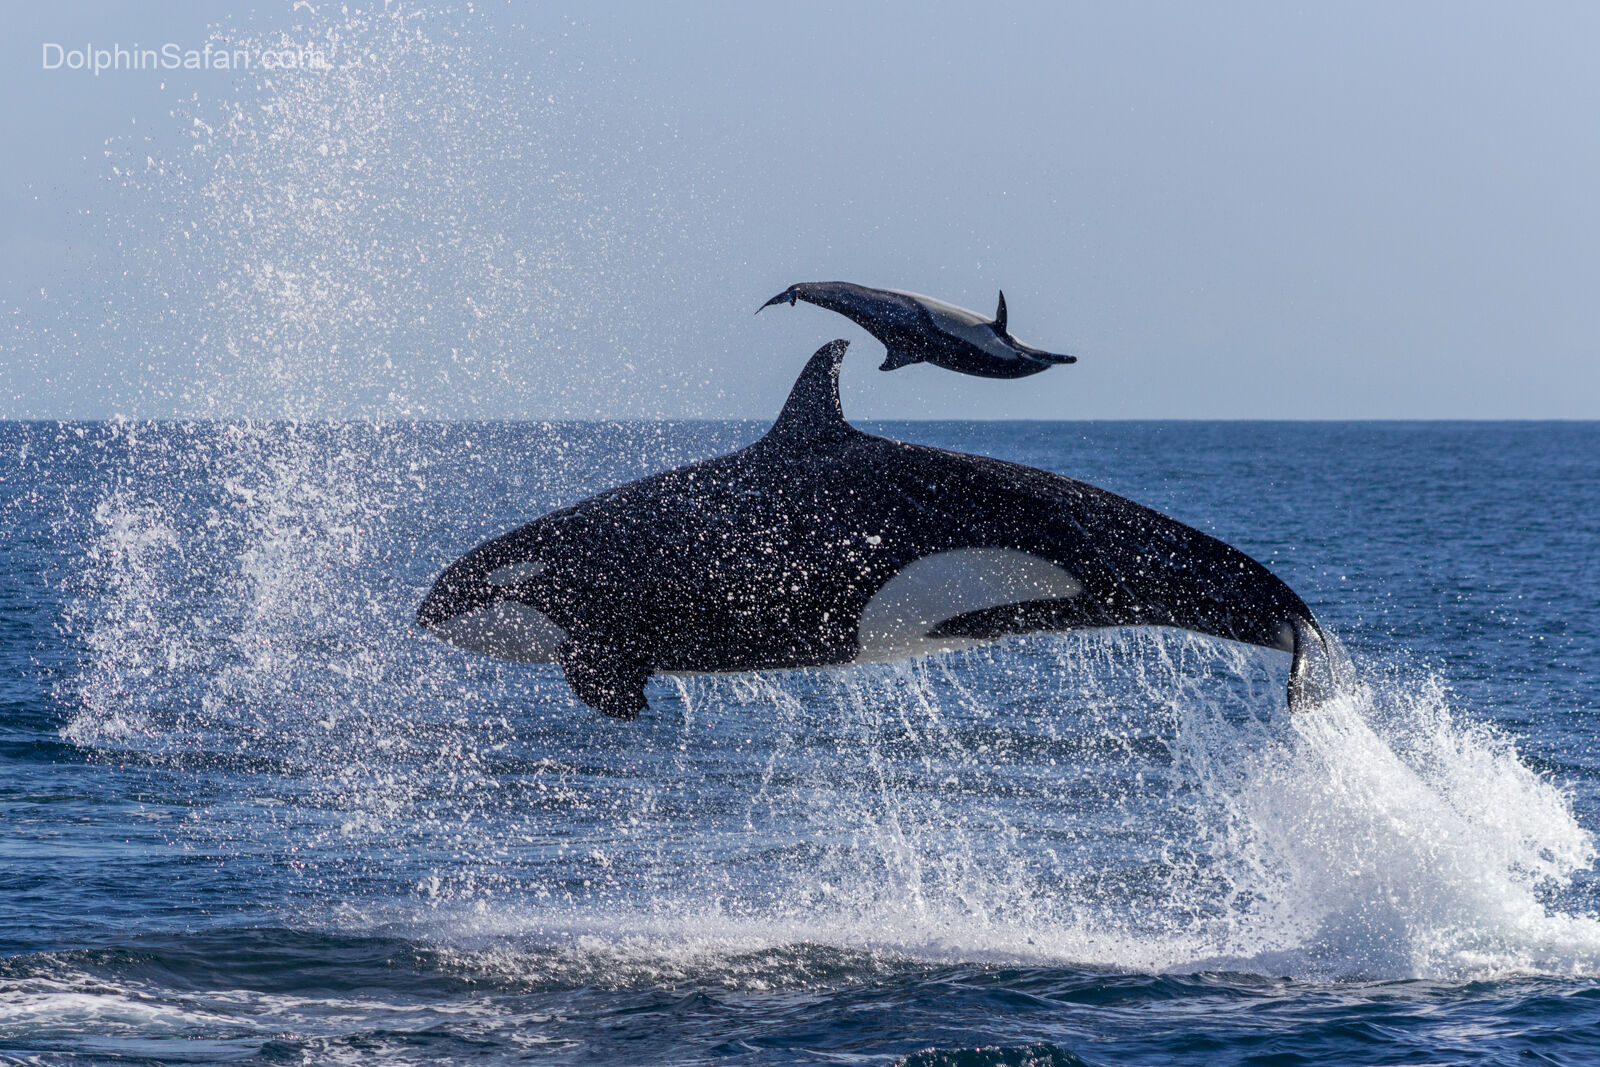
<box><xmin>4</xmin><ymin>418</ymin><xmax>1599</xmax><ymax>1065</ymax></box>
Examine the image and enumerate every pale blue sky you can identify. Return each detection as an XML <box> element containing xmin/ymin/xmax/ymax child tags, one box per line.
<box><xmin>3</xmin><ymin>2</ymin><xmax>1597</xmax><ymax>419</ymax></box>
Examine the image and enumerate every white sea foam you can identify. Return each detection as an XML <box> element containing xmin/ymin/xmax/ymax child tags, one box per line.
<box><xmin>0</xmin><ymin>973</ymin><xmax>239</xmax><ymax>1032</ymax></box>
<box><xmin>0</xmin><ymin>967</ymin><xmax>538</xmax><ymax>1060</ymax></box>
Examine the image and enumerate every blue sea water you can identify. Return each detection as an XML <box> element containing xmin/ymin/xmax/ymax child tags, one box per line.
<box><xmin>2</xmin><ymin>419</ymin><xmax>1598</xmax><ymax>1066</ymax></box>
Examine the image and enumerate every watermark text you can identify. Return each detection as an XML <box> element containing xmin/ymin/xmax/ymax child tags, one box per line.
<box><xmin>42</xmin><ymin>41</ymin><xmax>331</xmax><ymax>76</ymax></box>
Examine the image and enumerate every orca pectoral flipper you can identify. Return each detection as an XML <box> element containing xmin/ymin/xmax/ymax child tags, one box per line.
<box><xmin>563</xmin><ymin>641</ymin><xmax>652</xmax><ymax>720</ymax></box>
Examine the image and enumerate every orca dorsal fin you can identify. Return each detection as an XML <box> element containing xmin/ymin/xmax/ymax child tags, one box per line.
<box><xmin>766</xmin><ymin>339</ymin><xmax>852</xmax><ymax>443</ymax></box>
<box><xmin>994</xmin><ymin>290</ymin><xmax>1008</xmax><ymax>333</ymax></box>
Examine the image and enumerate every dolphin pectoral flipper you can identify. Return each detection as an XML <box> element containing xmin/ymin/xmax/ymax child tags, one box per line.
<box><xmin>879</xmin><ymin>347</ymin><xmax>923</xmax><ymax>372</ymax></box>
<box><xmin>563</xmin><ymin>643</ymin><xmax>651</xmax><ymax>720</ymax></box>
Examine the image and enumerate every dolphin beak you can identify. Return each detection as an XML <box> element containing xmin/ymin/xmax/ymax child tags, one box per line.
<box><xmin>757</xmin><ymin>288</ymin><xmax>798</xmax><ymax>314</ymax></box>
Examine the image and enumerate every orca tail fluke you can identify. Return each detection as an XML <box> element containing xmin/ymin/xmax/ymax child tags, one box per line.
<box><xmin>1287</xmin><ymin>620</ymin><xmax>1320</xmax><ymax>712</ymax></box>
<box><xmin>1286</xmin><ymin>615</ymin><xmax>1350</xmax><ymax>713</ymax></box>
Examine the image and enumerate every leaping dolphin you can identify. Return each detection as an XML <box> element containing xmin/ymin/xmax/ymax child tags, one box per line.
<box><xmin>418</xmin><ymin>340</ymin><xmax>1328</xmax><ymax>719</ymax></box>
<box><xmin>759</xmin><ymin>281</ymin><xmax>1076</xmax><ymax>379</ymax></box>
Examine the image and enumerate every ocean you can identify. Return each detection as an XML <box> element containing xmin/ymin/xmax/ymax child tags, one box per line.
<box><xmin>2</xmin><ymin>419</ymin><xmax>1598</xmax><ymax>1065</ymax></box>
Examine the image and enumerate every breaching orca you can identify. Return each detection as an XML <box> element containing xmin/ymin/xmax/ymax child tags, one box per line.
<box><xmin>417</xmin><ymin>340</ymin><xmax>1328</xmax><ymax>719</ymax></box>
<box><xmin>759</xmin><ymin>281</ymin><xmax>1076</xmax><ymax>379</ymax></box>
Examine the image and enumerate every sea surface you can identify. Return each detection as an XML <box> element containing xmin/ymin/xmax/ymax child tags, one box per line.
<box><xmin>2</xmin><ymin>419</ymin><xmax>1598</xmax><ymax>1066</ymax></box>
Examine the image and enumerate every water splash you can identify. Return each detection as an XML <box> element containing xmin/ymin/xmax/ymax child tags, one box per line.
<box><xmin>1218</xmin><ymin>676</ymin><xmax>1600</xmax><ymax>978</ymax></box>
<box><xmin>94</xmin><ymin>4</ymin><xmax>680</xmax><ymax>421</ymax></box>
<box><xmin>544</xmin><ymin>639</ymin><xmax>1599</xmax><ymax>983</ymax></box>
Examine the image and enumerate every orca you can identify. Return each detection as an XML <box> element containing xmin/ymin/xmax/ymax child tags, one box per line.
<box><xmin>417</xmin><ymin>340</ymin><xmax>1328</xmax><ymax>719</ymax></box>
<box><xmin>759</xmin><ymin>281</ymin><xmax>1076</xmax><ymax>379</ymax></box>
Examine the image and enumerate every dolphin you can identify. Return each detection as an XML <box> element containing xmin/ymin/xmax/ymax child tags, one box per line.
<box><xmin>759</xmin><ymin>281</ymin><xmax>1076</xmax><ymax>379</ymax></box>
<box><xmin>417</xmin><ymin>340</ymin><xmax>1328</xmax><ymax>719</ymax></box>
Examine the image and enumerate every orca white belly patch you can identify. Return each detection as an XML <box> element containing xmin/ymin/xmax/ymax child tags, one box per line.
<box><xmin>433</xmin><ymin>601</ymin><xmax>567</xmax><ymax>663</ymax></box>
<box><xmin>854</xmin><ymin>548</ymin><xmax>1083</xmax><ymax>662</ymax></box>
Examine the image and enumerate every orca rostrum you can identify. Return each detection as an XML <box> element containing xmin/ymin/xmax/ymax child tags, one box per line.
<box><xmin>759</xmin><ymin>281</ymin><xmax>1076</xmax><ymax>379</ymax></box>
<box><xmin>418</xmin><ymin>340</ymin><xmax>1328</xmax><ymax>719</ymax></box>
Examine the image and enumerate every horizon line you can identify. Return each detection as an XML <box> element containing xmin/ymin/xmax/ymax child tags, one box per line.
<box><xmin>3</xmin><ymin>415</ymin><xmax>1599</xmax><ymax>426</ymax></box>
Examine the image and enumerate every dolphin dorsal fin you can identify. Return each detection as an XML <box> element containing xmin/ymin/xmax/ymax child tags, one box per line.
<box><xmin>766</xmin><ymin>339</ymin><xmax>852</xmax><ymax>443</ymax></box>
<box><xmin>994</xmin><ymin>290</ymin><xmax>1008</xmax><ymax>333</ymax></box>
